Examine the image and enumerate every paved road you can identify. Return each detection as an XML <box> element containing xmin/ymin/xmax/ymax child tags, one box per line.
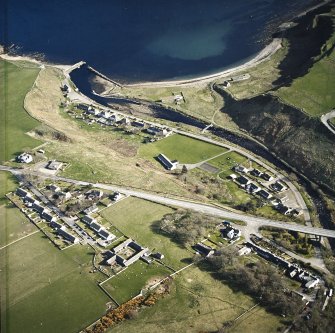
<box><xmin>321</xmin><ymin>109</ymin><xmax>335</xmax><ymax>135</ymax></box>
<box><xmin>2</xmin><ymin>166</ymin><xmax>333</xmax><ymax>239</ymax></box>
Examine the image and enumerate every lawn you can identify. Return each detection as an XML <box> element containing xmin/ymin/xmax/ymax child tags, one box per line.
<box><xmin>209</xmin><ymin>151</ymin><xmax>248</xmax><ymax>171</ymax></box>
<box><xmin>0</xmin><ymin>171</ymin><xmax>18</xmax><ymax>204</ymax></box>
<box><xmin>110</xmin><ymin>265</ymin><xmax>283</xmax><ymax>333</ymax></box>
<box><xmin>102</xmin><ymin>261</ymin><xmax>171</xmax><ymax>304</ymax></box>
<box><xmin>0</xmin><ymin>60</ymin><xmax>42</xmax><ymax>162</ymax></box>
<box><xmin>139</xmin><ymin>134</ymin><xmax>227</xmax><ymax>164</ymax></box>
<box><xmin>277</xmin><ymin>35</ymin><xmax>335</xmax><ymax>117</ymax></box>
<box><xmin>100</xmin><ymin>197</ymin><xmax>193</xmax><ymax>270</ymax></box>
<box><xmin>0</xmin><ymin>233</ymin><xmax>110</xmax><ymax>333</ymax></box>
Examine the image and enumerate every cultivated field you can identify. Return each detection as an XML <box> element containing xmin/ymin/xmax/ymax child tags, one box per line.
<box><xmin>139</xmin><ymin>134</ymin><xmax>227</xmax><ymax>165</ymax></box>
<box><xmin>109</xmin><ymin>265</ymin><xmax>283</xmax><ymax>333</ymax></box>
<box><xmin>100</xmin><ymin>197</ymin><xmax>192</xmax><ymax>270</ymax></box>
<box><xmin>0</xmin><ymin>60</ymin><xmax>42</xmax><ymax>162</ymax></box>
<box><xmin>0</xmin><ymin>234</ymin><xmax>110</xmax><ymax>333</ymax></box>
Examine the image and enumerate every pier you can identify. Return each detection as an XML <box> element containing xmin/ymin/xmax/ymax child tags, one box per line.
<box><xmin>65</xmin><ymin>61</ymin><xmax>86</xmax><ymax>74</ymax></box>
<box><xmin>201</xmin><ymin>123</ymin><xmax>213</xmax><ymax>133</ymax></box>
<box><xmin>87</xmin><ymin>65</ymin><xmax>123</xmax><ymax>87</ymax></box>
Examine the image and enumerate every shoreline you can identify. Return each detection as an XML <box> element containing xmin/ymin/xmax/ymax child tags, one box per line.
<box><xmin>0</xmin><ymin>0</ymin><xmax>331</xmax><ymax>88</ymax></box>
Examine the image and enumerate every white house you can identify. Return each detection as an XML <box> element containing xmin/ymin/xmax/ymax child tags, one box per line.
<box><xmin>17</xmin><ymin>153</ymin><xmax>33</xmax><ymax>164</ymax></box>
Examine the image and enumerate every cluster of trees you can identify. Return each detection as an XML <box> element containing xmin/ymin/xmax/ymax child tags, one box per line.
<box><xmin>156</xmin><ymin>210</ymin><xmax>220</xmax><ymax>247</ymax></box>
<box><xmin>205</xmin><ymin>247</ymin><xmax>303</xmax><ymax>317</ymax></box>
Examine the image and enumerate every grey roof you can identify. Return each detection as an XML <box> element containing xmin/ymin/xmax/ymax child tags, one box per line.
<box><xmin>16</xmin><ymin>188</ymin><xmax>29</xmax><ymax>198</ymax></box>
<box><xmin>82</xmin><ymin>215</ymin><xmax>95</xmax><ymax>225</ymax></box>
<box><xmin>157</xmin><ymin>153</ymin><xmax>177</xmax><ymax>170</ymax></box>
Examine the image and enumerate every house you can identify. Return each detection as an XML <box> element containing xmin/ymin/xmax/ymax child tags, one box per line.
<box><xmin>99</xmin><ymin>229</ymin><xmax>116</xmax><ymax>241</ymax></box>
<box><xmin>236</xmin><ymin>175</ymin><xmax>251</xmax><ymax>186</ymax></box>
<box><xmin>250</xmin><ymin>168</ymin><xmax>263</xmax><ymax>177</ymax></box>
<box><xmin>16</xmin><ymin>188</ymin><xmax>29</xmax><ymax>198</ymax></box>
<box><xmin>111</xmin><ymin>192</ymin><xmax>122</xmax><ymax>201</ymax></box>
<box><xmin>58</xmin><ymin>226</ymin><xmax>79</xmax><ymax>244</ymax></box>
<box><xmin>119</xmin><ymin>117</ymin><xmax>130</xmax><ymax>125</ymax></box>
<box><xmin>33</xmin><ymin>203</ymin><xmax>46</xmax><ymax>214</ymax></box>
<box><xmin>47</xmin><ymin>160</ymin><xmax>63</xmax><ymax>171</ymax></box>
<box><xmin>152</xmin><ymin>252</ymin><xmax>165</xmax><ymax>260</ymax></box>
<box><xmin>193</xmin><ymin>243</ymin><xmax>214</xmax><ymax>257</ymax></box>
<box><xmin>129</xmin><ymin>241</ymin><xmax>143</xmax><ymax>251</ymax></box>
<box><xmin>234</xmin><ymin>165</ymin><xmax>249</xmax><ymax>174</ymax></box>
<box><xmin>229</xmin><ymin>173</ymin><xmax>237</xmax><ymax>180</ymax></box>
<box><xmin>49</xmin><ymin>184</ymin><xmax>61</xmax><ymax>192</ymax></box>
<box><xmin>289</xmin><ymin>269</ymin><xmax>297</xmax><ymax>278</ymax></box>
<box><xmin>261</xmin><ymin>173</ymin><xmax>274</xmax><ymax>181</ymax></box>
<box><xmin>99</xmin><ymin>111</ymin><xmax>112</xmax><ymax>119</ymax></box>
<box><xmin>157</xmin><ymin>153</ymin><xmax>179</xmax><ymax>170</ymax></box>
<box><xmin>245</xmin><ymin>183</ymin><xmax>261</xmax><ymax>194</ymax></box>
<box><xmin>90</xmin><ymin>222</ymin><xmax>103</xmax><ymax>233</ymax></box>
<box><xmin>270</xmin><ymin>181</ymin><xmax>287</xmax><ymax>192</ymax></box>
<box><xmin>82</xmin><ymin>215</ymin><xmax>96</xmax><ymax>226</ymax></box>
<box><xmin>222</xmin><ymin>80</ymin><xmax>231</xmax><ymax>88</ymax></box>
<box><xmin>257</xmin><ymin>189</ymin><xmax>272</xmax><ymax>200</ymax></box>
<box><xmin>42</xmin><ymin>211</ymin><xmax>57</xmax><ymax>223</ymax></box>
<box><xmin>17</xmin><ymin>153</ymin><xmax>33</xmax><ymax>164</ymax></box>
<box><xmin>276</xmin><ymin>205</ymin><xmax>292</xmax><ymax>215</ymax></box>
<box><xmin>97</xmin><ymin>118</ymin><xmax>107</xmax><ymax>124</ymax></box>
<box><xmin>174</xmin><ymin>94</ymin><xmax>183</xmax><ymax>103</ymax></box>
<box><xmin>222</xmin><ymin>226</ymin><xmax>241</xmax><ymax>240</ymax></box>
<box><xmin>83</xmin><ymin>205</ymin><xmax>99</xmax><ymax>214</ymax></box>
<box><xmin>238</xmin><ymin>246</ymin><xmax>252</xmax><ymax>256</ymax></box>
<box><xmin>112</xmin><ymin>238</ymin><xmax>133</xmax><ymax>253</ymax></box>
<box><xmin>305</xmin><ymin>279</ymin><xmax>319</xmax><ymax>289</ymax></box>
<box><xmin>77</xmin><ymin>104</ymin><xmax>91</xmax><ymax>111</ymax></box>
<box><xmin>61</xmin><ymin>84</ymin><xmax>70</xmax><ymax>93</ymax></box>
<box><xmin>24</xmin><ymin>196</ymin><xmax>38</xmax><ymax>205</ymax></box>
<box><xmin>58</xmin><ymin>191</ymin><xmax>72</xmax><ymax>201</ymax></box>
<box><xmin>86</xmin><ymin>189</ymin><xmax>103</xmax><ymax>200</ymax></box>
<box><xmin>50</xmin><ymin>220</ymin><xmax>62</xmax><ymax>229</ymax></box>
<box><xmin>86</xmin><ymin>108</ymin><xmax>100</xmax><ymax>116</ymax></box>
<box><xmin>131</xmin><ymin>121</ymin><xmax>145</xmax><ymax>128</ymax></box>
<box><xmin>147</xmin><ymin>126</ymin><xmax>170</xmax><ymax>137</ymax></box>
<box><xmin>110</xmin><ymin>114</ymin><xmax>123</xmax><ymax>123</ymax></box>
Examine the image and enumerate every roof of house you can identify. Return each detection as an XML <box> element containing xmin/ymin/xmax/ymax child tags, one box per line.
<box><xmin>99</xmin><ymin>229</ymin><xmax>116</xmax><ymax>241</ymax></box>
<box><xmin>157</xmin><ymin>153</ymin><xmax>178</xmax><ymax>170</ymax></box>
<box><xmin>58</xmin><ymin>227</ymin><xmax>78</xmax><ymax>243</ymax></box>
<box><xmin>42</xmin><ymin>211</ymin><xmax>56</xmax><ymax>222</ymax></box>
<box><xmin>33</xmin><ymin>203</ymin><xmax>46</xmax><ymax>214</ymax></box>
<box><xmin>16</xmin><ymin>188</ymin><xmax>29</xmax><ymax>198</ymax></box>
<box><xmin>236</xmin><ymin>175</ymin><xmax>250</xmax><ymax>185</ymax></box>
<box><xmin>257</xmin><ymin>189</ymin><xmax>272</xmax><ymax>199</ymax></box>
<box><xmin>90</xmin><ymin>222</ymin><xmax>102</xmax><ymax>232</ymax></box>
<box><xmin>82</xmin><ymin>215</ymin><xmax>96</xmax><ymax>225</ymax></box>
<box><xmin>193</xmin><ymin>243</ymin><xmax>214</xmax><ymax>256</ymax></box>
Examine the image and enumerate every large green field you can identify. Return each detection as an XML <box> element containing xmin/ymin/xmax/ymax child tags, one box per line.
<box><xmin>100</xmin><ymin>197</ymin><xmax>193</xmax><ymax>270</ymax></box>
<box><xmin>102</xmin><ymin>261</ymin><xmax>171</xmax><ymax>304</ymax></box>
<box><xmin>110</xmin><ymin>265</ymin><xmax>283</xmax><ymax>333</ymax></box>
<box><xmin>0</xmin><ymin>233</ymin><xmax>110</xmax><ymax>333</ymax></box>
<box><xmin>139</xmin><ymin>134</ymin><xmax>227</xmax><ymax>165</ymax></box>
<box><xmin>0</xmin><ymin>60</ymin><xmax>42</xmax><ymax>162</ymax></box>
<box><xmin>277</xmin><ymin>36</ymin><xmax>335</xmax><ymax>117</ymax></box>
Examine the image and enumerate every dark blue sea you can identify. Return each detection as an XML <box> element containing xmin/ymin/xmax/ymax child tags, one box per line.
<box><xmin>1</xmin><ymin>0</ymin><xmax>317</xmax><ymax>82</ymax></box>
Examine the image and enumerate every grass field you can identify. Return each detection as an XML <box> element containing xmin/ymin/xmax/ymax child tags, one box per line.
<box><xmin>110</xmin><ymin>265</ymin><xmax>283</xmax><ymax>333</ymax></box>
<box><xmin>277</xmin><ymin>35</ymin><xmax>335</xmax><ymax>116</ymax></box>
<box><xmin>100</xmin><ymin>197</ymin><xmax>192</xmax><ymax>270</ymax></box>
<box><xmin>0</xmin><ymin>60</ymin><xmax>42</xmax><ymax>162</ymax></box>
<box><xmin>102</xmin><ymin>261</ymin><xmax>171</xmax><ymax>304</ymax></box>
<box><xmin>139</xmin><ymin>134</ymin><xmax>227</xmax><ymax>165</ymax></box>
<box><xmin>0</xmin><ymin>233</ymin><xmax>110</xmax><ymax>333</ymax></box>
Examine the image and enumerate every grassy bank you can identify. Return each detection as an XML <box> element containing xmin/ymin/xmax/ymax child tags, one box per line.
<box><xmin>0</xmin><ymin>60</ymin><xmax>42</xmax><ymax>162</ymax></box>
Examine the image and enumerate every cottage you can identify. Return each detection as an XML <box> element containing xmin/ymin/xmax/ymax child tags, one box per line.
<box><xmin>234</xmin><ymin>165</ymin><xmax>249</xmax><ymax>174</ymax></box>
<box><xmin>131</xmin><ymin>121</ymin><xmax>145</xmax><ymax>128</ymax></box>
<box><xmin>276</xmin><ymin>205</ymin><xmax>292</xmax><ymax>215</ymax></box>
<box><xmin>261</xmin><ymin>173</ymin><xmax>274</xmax><ymax>182</ymax></box>
<box><xmin>99</xmin><ymin>111</ymin><xmax>112</xmax><ymax>119</ymax></box>
<box><xmin>305</xmin><ymin>279</ymin><xmax>319</xmax><ymax>289</ymax></box>
<box><xmin>99</xmin><ymin>229</ymin><xmax>116</xmax><ymax>241</ymax></box>
<box><xmin>250</xmin><ymin>168</ymin><xmax>263</xmax><ymax>177</ymax></box>
<box><xmin>47</xmin><ymin>160</ymin><xmax>63</xmax><ymax>171</ymax></box>
<box><xmin>17</xmin><ymin>153</ymin><xmax>33</xmax><ymax>164</ymax></box>
<box><xmin>270</xmin><ymin>181</ymin><xmax>287</xmax><ymax>192</ymax></box>
<box><xmin>58</xmin><ymin>191</ymin><xmax>72</xmax><ymax>201</ymax></box>
<box><xmin>33</xmin><ymin>203</ymin><xmax>46</xmax><ymax>214</ymax></box>
<box><xmin>147</xmin><ymin>126</ymin><xmax>170</xmax><ymax>137</ymax></box>
<box><xmin>86</xmin><ymin>108</ymin><xmax>100</xmax><ymax>116</ymax></box>
<box><xmin>245</xmin><ymin>183</ymin><xmax>261</xmax><ymax>193</ymax></box>
<box><xmin>152</xmin><ymin>252</ymin><xmax>165</xmax><ymax>260</ymax></box>
<box><xmin>236</xmin><ymin>175</ymin><xmax>251</xmax><ymax>186</ymax></box>
<box><xmin>193</xmin><ymin>243</ymin><xmax>214</xmax><ymax>257</ymax></box>
<box><xmin>42</xmin><ymin>211</ymin><xmax>57</xmax><ymax>223</ymax></box>
<box><xmin>222</xmin><ymin>80</ymin><xmax>231</xmax><ymax>88</ymax></box>
<box><xmin>50</xmin><ymin>220</ymin><xmax>62</xmax><ymax>229</ymax></box>
<box><xmin>238</xmin><ymin>246</ymin><xmax>252</xmax><ymax>256</ymax></box>
<box><xmin>229</xmin><ymin>174</ymin><xmax>237</xmax><ymax>180</ymax></box>
<box><xmin>90</xmin><ymin>222</ymin><xmax>103</xmax><ymax>233</ymax></box>
<box><xmin>58</xmin><ymin>226</ymin><xmax>79</xmax><ymax>244</ymax></box>
<box><xmin>257</xmin><ymin>189</ymin><xmax>272</xmax><ymax>200</ymax></box>
<box><xmin>157</xmin><ymin>153</ymin><xmax>178</xmax><ymax>170</ymax></box>
<box><xmin>119</xmin><ymin>117</ymin><xmax>130</xmax><ymax>125</ymax></box>
<box><xmin>83</xmin><ymin>205</ymin><xmax>99</xmax><ymax>214</ymax></box>
<box><xmin>16</xmin><ymin>188</ymin><xmax>29</xmax><ymax>198</ymax></box>
<box><xmin>110</xmin><ymin>114</ymin><xmax>123</xmax><ymax>123</ymax></box>
<box><xmin>111</xmin><ymin>192</ymin><xmax>122</xmax><ymax>201</ymax></box>
<box><xmin>112</xmin><ymin>238</ymin><xmax>133</xmax><ymax>253</ymax></box>
<box><xmin>82</xmin><ymin>215</ymin><xmax>96</xmax><ymax>226</ymax></box>
<box><xmin>49</xmin><ymin>184</ymin><xmax>61</xmax><ymax>192</ymax></box>
<box><xmin>222</xmin><ymin>226</ymin><xmax>241</xmax><ymax>240</ymax></box>
<box><xmin>86</xmin><ymin>189</ymin><xmax>103</xmax><ymax>200</ymax></box>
